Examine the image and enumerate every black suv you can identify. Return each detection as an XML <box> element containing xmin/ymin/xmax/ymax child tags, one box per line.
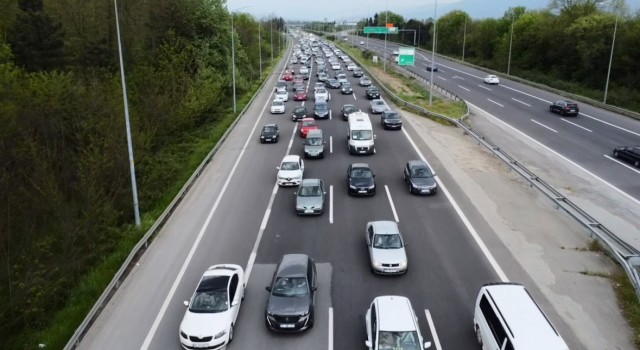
<box><xmin>613</xmin><ymin>146</ymin><xmax>640</xmax><ymax>167</ymax></box>
<box><xmin>365</xmin><ymin>86</ymin><xmax>380</xmax><ymax>100</ymax></box>
<box><xmin>265</xmin><ymin>254</ymin><xmax>317</xmax><ymax>332</ymax></box>
<box><xmin>381</xmin><ymin>111</ymin><xmax>402</xmax><ymax>130</ymax></box>
<box><xmin>404</xmin><ymin>160</ymin><xmax>438</xmax><ymax>195</ymax></box>
<box><xmin>260</xmin><ymin>124</ymin><xmax>280</xmax><ymax>143</ymax></box>
<box><xmin>292</xmin><ymin>106</ymin><xmax>308</xmax><ymax>121</ymax></box>
<box><xmin>347</xmin><ymin>163</ymin><xmax>376</xmax><ymax>196</ymax></box>
<box><xmin>549</xmin><ymin>100</ymin><xmax>579</xmax><ymax>116</ymax></box>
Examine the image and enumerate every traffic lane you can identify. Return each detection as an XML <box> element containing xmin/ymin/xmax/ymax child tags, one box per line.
<box><xmin>78</xmin><ymin>46</ymin><xmax>296</xmax><ymax>349</ymax></box>
<box><xmin>231</xmin><ymin>263</ymin><xmax>332</xmax><ymax>350</ymax></box>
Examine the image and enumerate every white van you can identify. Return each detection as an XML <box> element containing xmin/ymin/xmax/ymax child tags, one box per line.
<box><xmin>348</xmin><ymin>112</ymin><xmax>375</xmax><ymax>155</ymax></box>
<box><xmin>474</xmin><ymin>283</ymin><xmax>569</xmax><ymax>350</ymax></box>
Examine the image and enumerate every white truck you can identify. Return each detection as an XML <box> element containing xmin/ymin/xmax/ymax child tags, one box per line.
<box><xmin>347</xmin><ymin>112</ymin><xmax>375</xmax><ymax>155</ymax></box>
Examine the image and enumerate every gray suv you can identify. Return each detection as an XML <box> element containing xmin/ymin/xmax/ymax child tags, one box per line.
<box><xmin>265</xmin><ymin>254</ymin><xmax>317</xmax><ymax>332</ymax></box>
<box><xmin>303</xmin><ymin>130</ymin><xmax>325</xmax><ymax>158</ymax></box>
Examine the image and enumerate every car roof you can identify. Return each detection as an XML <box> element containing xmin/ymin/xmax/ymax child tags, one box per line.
<box><xmin>407</xmin><ymin>160</ymin><xmax>428</xmax><ymax>168</ymax></box>
<box><xmin>374</xmin><ymin>296</ymin><xmax>417</xmax><ymax>332</ymax></box>
<box><xmin>351</xmin><ymin>163</ymin><xmax>370</xmax><ymax>169</ymax></box>
<box><xmin>263</xmin><ymin>123</ymin><xmax>278</xmax><ymax>128</ymax></box>
<box><xmin>276</xmin><ymin>254</ymin><xmax>310</xmax><ymax>277</ymax></box>
<box><xmin>301</xmin><ymin>178</ymin><xmax>321</xmax><ymax>186</ymax></box>
<box><xmin>282</xmin><ymin>154</ymin><xmax>300</xmax><ymax>162</ymax></box>
<box><xmin>203</xmin><ymin>264</ymin><xmax>242</xmax><ymax>278</ymax></box>
<box><xmin>370</xmin><ymin>220</ymin><xmax>400</xmax><ymax>234</ymax></box>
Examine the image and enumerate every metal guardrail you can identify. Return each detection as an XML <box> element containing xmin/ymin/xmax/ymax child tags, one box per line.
<box><xmin>340</xmin><ymin>41</ymin><xmax>640</xmax><ymax>301</ymax></box>
<box><xmin>63</xmin><ymin>41</ymin><xmax>292</xmax><ymax>349</ymax></box>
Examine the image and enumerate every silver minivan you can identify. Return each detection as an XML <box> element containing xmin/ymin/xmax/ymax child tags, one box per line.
<box><xmin>303</xmin><ymin>129</ymin><xmax>325</xmax><ymax>159</ymax></box>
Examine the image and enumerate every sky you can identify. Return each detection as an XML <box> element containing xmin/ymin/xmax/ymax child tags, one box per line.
<box><xmin>225</xmin><ymin>0</ymin><xmax>640</xmax><ymax>21</ymax></box>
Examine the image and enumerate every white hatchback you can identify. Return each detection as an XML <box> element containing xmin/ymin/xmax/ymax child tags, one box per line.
<box><xmin>347</xmin><ymin>63</ymin><xmax>357</xmax><ymax>71</ymax></box>
<box><xmin>277</xmin><ymin>154</ymin><xmax>304</xmax><ymax>186</ymax></box>
<box><xmin>484</xmin><ymin>74</ymin><xmax>500</xmax><ymax>84</ymax></box>
<box><xmin>365</xmin><ymin>296</ymin><xmax>431</xmax><ymax>350</ymax></box>
<box><xmin>275</xmin><ymin>90</ymin><xmax>288</xmax><ymax>102</ymax></box>
<box><xmin>314</xmin><ymin>88</ymin><xmax>330</xmax><ymax>101</ymax></box>
<box><xmin>270</xmin><ymin>99</ymin><xmax>285</xmax><ymax>114</ymax></box>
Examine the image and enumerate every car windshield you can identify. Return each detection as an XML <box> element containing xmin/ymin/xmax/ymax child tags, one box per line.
<box><xmin>273</xmin><ymin>101</ymin><xmax>283</xmax><ymax>106</ymax></box>
<box><xmin>373</xmin><ymin>234</ymin><xmax>403</xmax><ymax>249</ymax></box>
<box><xmin>351</xmin><ymin>168</ymin><xmax>373</xmax><ymax>178</ymax></box>
<box><xmin>296</xmin><ymin>90</ymin><xmax>305</xmax><ymax>95</ymax></box>
<box><xmin>277</xmin><ymin>91</ymin><xmax>286</xmax><ymax>95</ymax></box>
<box><xmin>299</xmin><ymin>184</ymin><xmax>322</xmax><ymax>196</ymax></box>
<box><xmin>351</xmin><ymin>130</ymin><xmax>373</xmax><ymax>140</ymax></box>
<box><xmin>384</xmin><ymin>112</ymin><xmax>398</xmax><ymax>119</ymax></box>
<box><xmin>306</xmin><ymin>137</ymin><xmax>323</xmax><ymax>146</ymax></box>
<box><xmin>344</xmin><ymin>106</ymin><xmax>356</xmax><ymax>113</ymax></box>
<box><xmin>315</xmin><ymin>104</ymin><xmax>327</xmax><ymax>111</ymax></box>
<box><xmin>316</xmin><ymin>89</ymin><xmax>327</xmax><ymax>94</ymax></box>
<box><xmin>264</xmin><ymin>126</ymin><xmax>277</xmax><ymax>133</ymax></box>
<box><xmin>378</xmin><ymin>331</ymin><xmax>420</xmax><ymax>350</ymax></box>
<box><xmin>302</xmin><ymin>120</ymin><xmax>316</xmax><ymax>127</ymax></box>
<box><xmin>271</xmin><ymin>277</ymin><xmax>309</xmax><ymax>297</ymax></box>
<box><xmin>281</xmin><ymin>161</ymin><xmax>299</xmax><ymax>171</ymax></box>
<box><xmin>373</xmin><ymin>101</ymin><xmax>384</xmax><ymax>106</ymax></box>
<box><xmin>189</xmin><ymin>276</ymin><xmax>230</xmax><ymax>313</ymax></box>
<box><xmin>411</xmin><ymin>166</ymin><xmax>433</xmax><ymax>178</ymax></box>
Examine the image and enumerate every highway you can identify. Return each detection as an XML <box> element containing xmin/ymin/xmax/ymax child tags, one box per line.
<box><xmin>348</xmin><ymin>35</ymin><xmax>640</xmax><ymax>205</ymax></box>
<box><xmin>77</xmin><ymin>36</ymin><xmax>582</xmax><ymax>350</ymax></box>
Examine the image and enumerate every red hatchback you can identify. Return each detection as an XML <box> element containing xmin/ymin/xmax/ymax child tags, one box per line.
<box><xmin>299</xmin><ymin>118</ymin><xmax>318</xmax><ymax>138</ymax></box>
<box><xmin>294</xmin><ymin>89</ymin><xmax>308</xmax><ymax>101</ymax></box>
<box><xmin>283</xmin><ymin>72</ymin><xmax>293</xmax><ymax>81</ymax></box>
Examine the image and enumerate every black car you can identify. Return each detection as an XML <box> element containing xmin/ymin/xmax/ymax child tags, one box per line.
<box><xmin>260</xmin><ymin>124</ymin><xmax>280</xmax><ymax>143</ymax></box>
<box><xmin>292</xmin><ymin>105</ymin><xmax>308</xmax><ymax>121</ymax></box>
<box><xmin>325</xmin><ymin>79</ymin><xmax>341</xmax><ymax>89</ymax></box>
<box><xmin>314</xmin><ymin>100</ymin><xmax>329</xmax><ymax>119</ymax></box>
<box><xmin>353</xmin><ymin>68</ymin><xmax>364</xmax><ymax>78</ymax></box>
<box><xmin>404</xmin><ymin>160</ymin><xmax>438</xmax><ymax>195</ymax></box>
<box><xmin>426</xmin><ymin>63</ymin><xmax>438</xmax><ymax>72</ymax></box>
<box><xmin>365</xmin><ymin>86</ymin><xmax>380</xmax><ymax>100</ymax></box>
<box><xmin>265</xmin><ymin>254</ymin><xmax>317</xmax><ymax>332</ymax></box>
<box><xmin>342</xmin><ymin>104</ymin><xmax>359</xmax><ymax>121</ymax></box>
<box><xmin>341</xmin><ymin>82</ymin><xmax>353</xmax><ymax>95</ymax></box>
<box><xmin>549</xmin><ymin>100</ymin><xmax>579</xmax><ymax>116</ymax></box>
<box><xmin>347</xmin><ymin>163</ymin><xmax>376</xmax><ymax>196</ymax></box>
<box><xmin>381</xmin><ymin>111</ymin><xmax>402</xmax><ymax>130</ymax></box>
<box><xmin>613</xmin><ymin>146</ymin><xmax>640</xmax><ymax>167</ymax></box>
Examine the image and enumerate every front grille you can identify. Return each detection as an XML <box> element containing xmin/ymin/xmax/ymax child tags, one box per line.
<box><xmin>274</xmin><ymin>315</ymin><xmax>300</xmax><ymax>324</ymax></box>
<box><xmin>189</xmin><ymin>335</ymin><xmax>213</xmax><ymax>342</ymax></box>
<box><xmin>382</xmin><ymin>263</ymin><xmax>400</xmax><ymax>267</ymax></box>
<box><xmin>356</xmin><ymin>147</ymin><xmax>369</xmax><ymax>152</ymax></box>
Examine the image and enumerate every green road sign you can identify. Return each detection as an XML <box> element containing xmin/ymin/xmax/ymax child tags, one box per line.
<box><xmin>363</xmin><ymin>26</ymin><xmax>398</xmax><ymax>34</ymax></box>
<box><xmin>398</xmin><ymin>47</ymin><xmax>415</xmax><ymax>66</ymax></box>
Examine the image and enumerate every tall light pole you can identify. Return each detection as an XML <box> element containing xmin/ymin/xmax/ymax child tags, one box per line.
<box><xmin>230</xmin><ymin>6</ymin><xmax>252</xmax><ymax>115</ymax></box>
<box><xmin>429</xmin><ymin>0</ymin><xmax>438</xmax><ymax>106</ymax></box>
<box><xmin>507</xmin><ymin>11</ymin><xmax>514</xmax><ymax>75</ymax></box>
<box><xmin>270</xmin><ymin>19</ymin><xmax>273</xmax><ymax>61</ymax></box>
<box><xmin>114</xmin><ymin>0</ymin><xmax>141</xmax><ymax>226</ymax></box>
<box><xmin>258</xmin><ymin>23</ymin><xmax>262</xmax><ymax>76</ymax></box>
<box><xmin>603</xmin><ymin>8</ymin><xmax>619</xmax><ymax>104</ymax></box>
<box><xmin>462</xmin><ymin>17</ymin><xmax>466</xmax><ymax>61</ymax></box>
<box><xmin>384</xmin><ymin>0</ymin><xmax>389</xmax><ymax>72</ymax></box>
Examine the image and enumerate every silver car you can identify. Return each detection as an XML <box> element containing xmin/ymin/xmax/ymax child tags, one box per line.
<box><xmin>370</xmin><ymin>99</ymin><xmax>389</xmax><ymax>114</ymax></box>
<box><xmin>296</xmin><ymin>179</ymin><xmax>326</xmax><ymax>215</ymax></box>
<box><xmin>366</xmin><ymin>221</ymin><xmax>408</xmax><ymax>274</ymax></box>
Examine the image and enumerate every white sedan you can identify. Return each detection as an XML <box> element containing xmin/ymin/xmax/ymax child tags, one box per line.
<box><xmin>484</xmin><ymin>74</ymin><xmax>500</xmax><ymax>84</ymax></box>
<box><xmin>347</xmin><ymin>63</ymin><xmax>357</xmax><ymax>71</ymax></box>
<box><xmin>331</xmin><ymin>62</ymin><xmax>341</xmax><ymax>70</ymax></box>
<box><xmin>270</xmin><ymin>99</ymin><xmax>285</xmax><ymax>114</ymax></box>
<box><xmin>179</xmin><ymin>264</ymin><xmax>245</xmax><ymax>350</ymax></box>
<box><xmin>275</xmin><ymin>90</ymin><xmax>288</xmax><ymax>102</ymax></box>
<box><xmin>314</xmin><ymin>88</ymin><xmax>330</xmax><ymax>101</ymax></box>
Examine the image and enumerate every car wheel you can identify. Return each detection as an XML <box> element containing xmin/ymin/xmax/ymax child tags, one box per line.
<box><xmin>229</xmin><ymin>324</ymin><xmax>234</xmax><ymax>343</ymax></box>
<box><xmin>549</xmin><ymin>106</ymin><xmax>554</xmax><ymax>113</ymax></box>
<box><xmin>476</xmin><ymin>326</ymin><xmax>482</xmax><ymax>346</ymax></box>
<box><xmin>613</xmin><ymin>151</ymin><xmax>619</xmax><ymax>158</ymax></box>
<box><xmin>635</xmin><ymin>160</ymin><xmax>640</xmax><ymax>167</ymax></box>
<box><xmin>408</xmin><ymin>184</ymin><xmax>413</xmax><ymax>194</ymax></box>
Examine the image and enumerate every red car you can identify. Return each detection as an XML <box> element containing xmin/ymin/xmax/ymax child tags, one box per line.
<box><xmin>299</xmin><ymin>118</ymin><xmax>318</xmax><ymax>138</ymax></box>
<box><xmin>283</xmin><ymin>72</ymin><xmax>293</xmax><ymax>81</ymax></box>
<box><xmin>294</xmin><ymin>89</ymin><xmax>308</xmax><ymax>101</ymax></box>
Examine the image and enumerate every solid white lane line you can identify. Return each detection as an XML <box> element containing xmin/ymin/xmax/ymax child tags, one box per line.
<box><xmin>561</xmin><ymin>118</ymin><xmax>592</xmax><ymax>132</ymax></box>
<box><xmin>458</xmin><ymin>85</ymin><xmax>470</xmax><ymax>92</ymax></box>
<box><xmin>401</xmin><ymin>127</ymin><xmax>509</xmax><ymax>281</ymax></box>
<box><xmin>329</xmin><ymin>186</ymin><xmax>334</xmax><ymax>224</ymax></box>
<box><xmin>531</xmin><ymin>119</ymin><xmax>558</xmax><ymax>133</ymax></box>
<box><xmin>511</xmin><ymin>97</ymin><xmax>531</xmax><ymax>107</ymax></box>
<box><xmin>437</xmin><ymin>76</ymin><xmax>447</xmax><ymax>81</ymax></box>
<box><xmin>424</xmin><ymin>310</ymin><xmax>443</xmax><ymax>350</ymax></box>
<box><xmin>384</xmin><ymin>185</ymin><xmax>400</xmax><ymax>223</ymax></box>
<box><xmin>579</xmin><ymin>112</ymin><xmax>640</xmax><ymax>138</ymax></box>
<box><xmin>141</xmin><ymin>48</ymin><xmax>294</xmax><ymax>349</ymax></box>
<box><xmin>500</xmin><ymin>84</ymin><xmax>552</xmax><ymax>104</ymax></box>
<box><xmin>487</xmin><ymin>99</ymin><xmax>504</xmax><ymax>107</ymax></box>
<box><xmin>467</xmin><ymin>100</ymin><xmax>640</xmax><ymax>206</ymax></box>
<box><xmin>329</xmin><ymin>136</ymin><xmax>333</xmax><ymax>154</ymax></box>
<box><xmin>328</xmin><ymin>307</ymin><xmax>334</xmax><ymax>350</ymax></box>
<box><xmin>604</xmin><ymin>155</ymin><xmax>640</xmax><ymax>175</ymax></box>
<box><xmin>478</xmin><ymin>84</ymin><xmax>492</xmax><ymax>91</ymax></box>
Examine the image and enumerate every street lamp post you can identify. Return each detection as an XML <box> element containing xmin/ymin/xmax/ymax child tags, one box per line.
<box><xmin>259</xmin><ymin>23</ymin><xmax>262</xmax><ymax>76</ymax></box>
<box><xmin>384</xmin><ymin>2</ymin><xmax>389</xmax><ymax>72</ymax></box>
<box><xmin>114</xmin><ymin>0</ymin><xmax>141</xmax><ymax>226</ymax></box>
<box><xmin>462</xmin><ymin>17</ymin><xmax>466</xmax><ymax>61</ymax></box>
<box><xmin>429</xmin><ymin>0</ymin><xmax>438</xmax><ymax>106</ymax></box>
<box><xmin>603</xmin><ymin>12</ymin><xmax>619</xmax><ymax>104</ymax></box>
<box><xmin>230</xmin><ymin>6</ymin><xmax>252</xmax><ymax>115</ymax></box>
<box><xmin>271</xmin><ymin>20</ymin><xmax>273</xmax><ymax>62</ymax></box>
<box><xmin>507</xmin><ymin>12</ymin><xmax>514</xmax><ymax>75</ymax></box>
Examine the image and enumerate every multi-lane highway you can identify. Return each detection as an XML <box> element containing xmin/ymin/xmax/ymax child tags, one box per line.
<box><xmin>78</xmin><ymin>35</ymin><xmax>582</xmax><ymax>350</ymax></box>
<box><xmin>349</xmin><ymin>35</ymin><xmax>640</xmax><ymax>205</ymax></box>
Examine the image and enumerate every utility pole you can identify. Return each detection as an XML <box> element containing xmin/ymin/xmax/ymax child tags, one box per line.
<box><xmin>270</xmin><ymin>19</ymin><xmax>273</xmax><ymax>62</ymax></box>
<box><xmin>429</xmin><ymin>0</ymin><xmax>438</xmax><ymax>106</ymax></box>
<box><xmin>462</xmin><ymin>17</ymin><xmax>466</xmax><ymax>61</ymax></box>
<box><xmin>259</xmin><ymin>23</ymin><xmax>262</xmax><ymax>76</ymax></box>
<box><xmin>507</xmin><ymin>12</ymin><xmax>514</xmax><ymax>75</ymax></box>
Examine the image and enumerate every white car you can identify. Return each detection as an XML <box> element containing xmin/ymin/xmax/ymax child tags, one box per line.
<box><xmin>275</xmin><ymin>90</ymin><xmax>288</xmax><ymax>102</ymax></box>
<box><xmin>313</xmin><ymin>82</ymin><xmax>325</xmax><ymax>93</ymax></box>
<box><xmin>331</xmin><ymin>62</ymin><xmax>341</xmax><ymax>70</ymax></box>
<box><xmin>314</xmin><ymin>88</ymin><xmax>330</xmax><ymax>101</ymax></box>
<box><xmin>270</xmin><ymin>99</ymin><xmax>285</xmax><ymax>114</ymax></box>
<box><xmin>336</xmin><ymin>73</ymin><xmax>348</xmax><ymax>85</ymax></box>
<box><xmin>392</xmin><ymin>50</ymin><xmax>399</xmax><ymax>56</ymax></box>
<box><xmin>365</xmin><ymin>296</ymin><xmax>432</xmax><ymax>350</ymax></box>
<box><xmin>360</xmin><ymin>40</ymin><xmax>365</xmax><ymax>45</ymax></box>
<box><xmin>347</xmin><ymin>63</ymin><xmax>357</xmax><ymax>71</ymax></box>
<box><xmin>484</xmin><ymin>74</ymin><xmax>500</xmax><ymax>84</ymax></box>
<box><xmin>300</xmin><ymin>66</ymin><xmax>309</xmax><ymax>75</ymax></box>
<box><xmin>277</xmin><ymin>154</ymin><xmax>304</xmax><ymax>186</ymax></box>
<box><xmin>179</xmin><ymin>264</ymin><xmax>245</xmax><ymax>350</ymax></box>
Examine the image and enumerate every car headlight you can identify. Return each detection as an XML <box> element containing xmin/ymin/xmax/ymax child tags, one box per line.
<box><xmin>368</xmin><ymin>184</ymin><xmax>376</xmax><ymax>189</ymax></box>
<box><xmin>180</xmin><ymin>330</ymin><xmax>188</xmax><ymax>339</ymax></box>
<box><xmin>399</xmin><ymin>261</ymin><xmax>407</xmax><ymax>267</ymax></box>
<box><xmin>214</xmin><ymin>329</ymin><xmax>227</xmax><ymax>339</ymax></box>
<box><xmin>260</xmin><ymin>135</ymin><xmax>265</xmax><ymax>138</ymax></box>
<box><xmin>349</xmin><ymin>185</ymin><xmax>357</xmax><ymax>189</ymax></box>
<box><xmin>373</xmin><ymin>262</ymin><xmax>382</xmax><ymax>267</ymax></box>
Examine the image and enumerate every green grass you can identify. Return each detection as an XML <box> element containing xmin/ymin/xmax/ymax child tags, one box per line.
<box><xmin>612</xmin><ymin>271</ymin><xmax>640</xmax><ymax>347</ymax></box>
<box><xmin>22</xmin><ymin>54</ymin><xmax>285</xmax><ymax>350</ymax></box>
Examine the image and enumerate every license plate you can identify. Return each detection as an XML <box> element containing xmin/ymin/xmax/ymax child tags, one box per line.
<box><xmin>358</xmin><ymin>190</ymin><xmax>367</xmax><ymax>194</ymax></box>
<box><xmin>304</xmin><ymin>209</ymin><xmax>313</xmax><ymax>214</ymax></box>
<box><xmin>192</xmin><ymin>343</ymin><xmax>210</xmax><ymax>348</ymax></box>
<box><xmin>265</xmin><ymin>139</ymin><xmax>271</xmax><ymax>141</ymax></box>
<box><xmin>421</xmin><ymin>189</ymin><xmax>430</xmax><ymax>193</ymax></box>
<box><xmin>280</xmin><ymin>324</ymin><xmax>295</xmax><ymax>328</ymax></box>
<box><xmin>359</xmin><ymin>150</ymin><xmax>366</xmax><ymax>153</ymax></box>
<box><xmin>384</xmin><ymin>269</ymin><xmax>397</xmax><ymax>273</ymax></box>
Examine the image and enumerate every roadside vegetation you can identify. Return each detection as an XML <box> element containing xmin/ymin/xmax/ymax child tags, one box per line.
<box><xmin>0</xmin><ymin>0</ymin><xmax>286</xmax><ymax>348</ymax></box>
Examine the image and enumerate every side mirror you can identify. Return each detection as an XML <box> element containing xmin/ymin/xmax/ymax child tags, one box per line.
<box><xmin>265</xmin><ymin>286</ymin><xmax>272</xmax><ymax>292</ymax></box>
<box><xmin>312</xmin><ymin>286</ymin><xmax>318</xmax><ymax>291</ymax></box>
<box><xmin>294</xmin><ymin>192</ymin><xmax>297</xmax><ymax>195</ymax></box>
<box><xmin>372</xmin><ymin>174</ymin><xmax>376</xmax><ymax>178</ymax></box>
<box><xmin>424</xmin><ymin>342</ymin><xmax>432</xmax><ymax>349</ymax></box>
<box><xmin>231</xmin><ymin>299</ymin><xmax>239</xmax><ymax>307</ymax></box>
<box><xmin>373</xmin><ymin>134</ymin><xmax>377</xmax><ymax>140</ymax></box>
<box><xmin>276</xmin><ymin>166</ymin><xmax>280</xmax><ymax>170</ymax></box>
<box><xmin>183</xmin><ymin>301</ymin><xmax>189</xmax><ymax>307</ymax></box>
<box><xmin>365</xmin><ymin>340</ymin><xmax>372</xmax><ymax>348</ymax></box>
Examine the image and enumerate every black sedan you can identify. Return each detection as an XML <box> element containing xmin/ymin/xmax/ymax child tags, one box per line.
<box><xmin>342</xmin><ymin>104</ymin><xmax>359</xmax><ymax>121</ymax></box>
<box><xmin>353</xmin><ymin>69</ymin><xmax>364</xmax><ymax>78</ymax></box>
<box><xmin>341</xmin><ymin>82</ymin><xmax>353</xmax><ymax>95</ymax></box>
<box><xmin>347</xmin><ymin>163</ymin><xmax>376</xmax><ymax>196</ymax></box>
<box><xmin>325</xmin><ymin>79</ymin><xmax>341</xmax><ymax>89</ymax></box>
<box><xmin>381</xmin><ymin>111</ymin><xmax>402</xmax><ymax>130</ymax></box>
<box><xmin>549</xmin><ymin>100</ymin><xmax>579</xmax><ymax>116</ymax></box>
<box><xmin>404</xmin><ymin>160</ymin><xmax>438</xmax><ymax>195</ymax></box>
<box><xmin>613</xmin><ymin>146</ymin><xmax>640</xmax><ymax>167</ymax></box>
<box><xmin>292</xmin><ymin>105</ymin><xmax>308</xmax><ymax>121</ymax></box>
<box><xmin>426</xmin><ymin>63</ymin><xmax>438</xmax><ymax>72</ymax></box>
<box><xmin>365</xmin><ymin>86</ymin><xmax>380</xmax><ymax>100</ymax></box>
<box><xmin>260</xmin><ymin>124</ymin><xmax>280</xmax><ymax>143</ymax></box>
